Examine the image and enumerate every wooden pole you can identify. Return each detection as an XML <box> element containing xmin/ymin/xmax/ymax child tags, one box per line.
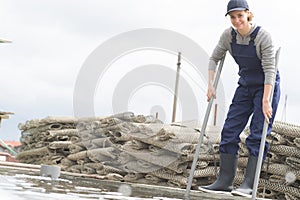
<box><xmin>213</xmin><ymin>104</ymin><xmax>217</xmax><ymax>126</ymax></box>
<box><xmin>172</xmin><ymin>52</ymin><xmax>181</xmax><ymax>122</ymax></box>
<box><xmin>281</xmin><ymin>94</ymin><xmax>287</xmax><ymax>122</ymax></box>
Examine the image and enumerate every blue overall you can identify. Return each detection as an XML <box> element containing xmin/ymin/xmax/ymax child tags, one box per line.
<box><xmin>219</xmin><ymin>26</ymin><xmax>280</xmax><ymax>159</ymax></box>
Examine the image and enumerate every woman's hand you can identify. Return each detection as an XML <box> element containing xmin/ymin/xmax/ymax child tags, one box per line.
<box><xmin>207</xmin><ymin>84</ymin><xmax>216</xmax><ymax>102</ymax></box>
<box><xmin>262</xmin><ymin>84</ymin><xmax>273</xmax><ymax>124</ymax></box>
<box><xmin>262</xmin><ymin>99</ymin><xmax>272</xmax><ymax>124</ymax></box>
<box><xmin>207</xmin><ymin>70</ymin><xmax>216</xmax><ymax>101</ymax></box>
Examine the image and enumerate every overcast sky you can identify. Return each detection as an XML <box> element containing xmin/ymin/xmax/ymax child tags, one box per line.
<box><xmin>0</xmin><ymin>0</ymin><xmax>299</xmax><ymax>141</ymax></box>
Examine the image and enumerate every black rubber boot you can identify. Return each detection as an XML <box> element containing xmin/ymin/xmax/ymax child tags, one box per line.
<box><xmin>198</xmin><ymin>153</ymin><xmax>238</xmax><ymax>194</ymax></box>
<box><xmin>231</xmin><ymin>155</ymin><xmax>258</xmax><ymax>197</ymax></box>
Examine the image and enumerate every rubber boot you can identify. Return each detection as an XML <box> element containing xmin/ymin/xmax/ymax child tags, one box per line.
<box><xmin>198</xmin><ymin>153</ymin><xmax>238</xmax><ymax>194</ymax></box>
<box><xmin>231</xmin><ymin>155</ymin><xmax>258</xmax><ymax>197</ymax></box>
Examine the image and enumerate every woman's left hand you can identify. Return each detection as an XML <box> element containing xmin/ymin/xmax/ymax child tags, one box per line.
<box><xmin>262</xmin><ymin>100</ymin><xmax>272</xmax><ymax>124</ymax></box>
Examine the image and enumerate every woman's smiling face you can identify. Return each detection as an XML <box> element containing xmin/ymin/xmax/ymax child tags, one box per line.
<box><xmin>229</xmin><ymin>10</ymin><xmax>250</xmax><ymax>31</ymax></box>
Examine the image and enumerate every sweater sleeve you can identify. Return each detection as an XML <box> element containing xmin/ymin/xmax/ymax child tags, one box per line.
<box><xmin>257</xmin><ymin>29</ymin><xmax>276</xmax><ymax>85</ymax></box>
<box><xmin>208</xmin><ymin>29</ymin><xmax>230</xmax><ymax>71</ymax></box>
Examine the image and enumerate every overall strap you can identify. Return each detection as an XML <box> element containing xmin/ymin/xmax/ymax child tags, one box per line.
<box><xmin>231</xmin><ymin>27</ymin><xmax>237</xmax><ymax>43</ymax></box>
<box><xmin>249</xmin><ymin>26</ymin><xmax>261</xmax><ymax>44</ymax></box>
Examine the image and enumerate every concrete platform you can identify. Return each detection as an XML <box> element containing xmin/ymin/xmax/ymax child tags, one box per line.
<box><xmin>0</xmin><ymin>161</ymin><xmax>251</xmax><ymax>200</ymax></box>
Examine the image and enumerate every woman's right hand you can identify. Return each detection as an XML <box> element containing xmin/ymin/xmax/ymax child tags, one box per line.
<box><xmin>207</xmin><ymin>84</ymin><xmax>216</xmax><ymax>102</ymax></box>
<box><xmin>207</xmin><ymin>70</ymin><xmax>216</xmax><ymax>101</ymax></box>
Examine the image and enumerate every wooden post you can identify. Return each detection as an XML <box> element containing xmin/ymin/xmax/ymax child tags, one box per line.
<box><xmin>213</xmin><ymin>104</ymin><xmax>217</xmax><ymax>126</ymax></box>
<box><xmin>172</xmin><ymin>52</ymin><xmax>181</xmax><ymax>122</ymax></box>
<box><xmin>281</xmin><ymin>94</ymin><xmax>287</xmax><ymax>122</ymax></box>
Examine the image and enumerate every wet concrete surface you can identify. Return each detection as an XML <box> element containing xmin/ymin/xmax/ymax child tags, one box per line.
<box><xmin>0</xmin><ymin>162</ymin><xmax>248</xmax><ymax>200</ymax></box>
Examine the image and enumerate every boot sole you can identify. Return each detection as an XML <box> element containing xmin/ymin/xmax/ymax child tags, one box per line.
<box><xmin>231</xmin><ymin>190</ymin><xmax>272</xmax><ymax>200</ymax></box>
<box><xmin>198</xmin><ymin>187</ymin><xmax>233</xmax><ymax>195</ymax></box>
<box><xmin>231</xmin><ymin>190</ymin><xmax>251</xmax><ymax>198</ymax></box>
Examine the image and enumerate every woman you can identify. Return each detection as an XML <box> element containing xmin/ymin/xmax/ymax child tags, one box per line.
<box><xmin>198</xmin><ymin>0</ymin><xmax>280</xmax><ymax>197</ymax></box>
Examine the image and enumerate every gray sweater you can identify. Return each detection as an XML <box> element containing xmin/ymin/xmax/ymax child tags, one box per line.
<box><xmin>208</xmin><ymin>24</ymin><xmax>276</xmax><ymax>85</ymax></box>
